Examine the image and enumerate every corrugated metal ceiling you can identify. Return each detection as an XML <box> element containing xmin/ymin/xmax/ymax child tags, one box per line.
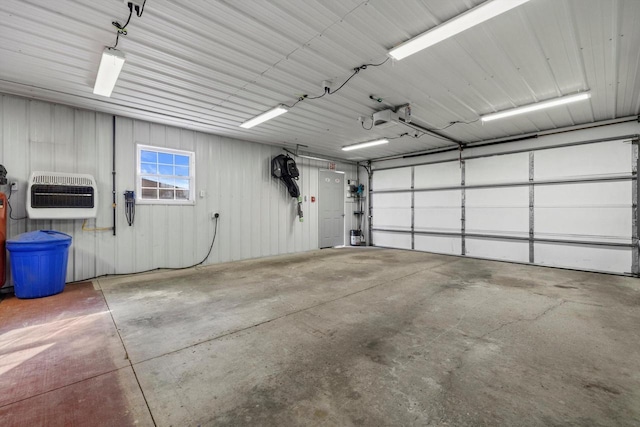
<box><xmin>1</xmin><ymin>0</ymin><xmax>638</xmax><ymax>161</ymax></box>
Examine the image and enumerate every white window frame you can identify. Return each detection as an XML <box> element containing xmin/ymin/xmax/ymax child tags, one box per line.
<box><xmin>136</xmin><ymin>144</ymin><xmax>196</xmax><ymax>205</ymax></box>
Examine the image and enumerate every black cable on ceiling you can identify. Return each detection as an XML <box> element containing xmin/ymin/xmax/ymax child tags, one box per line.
<box><xmin>110</xmin><ymin>0</ymin><xmax>147</xmax><ymax>49</ymax></box>
<box><xmin>431</xmin><ymin>118</ymin><xmax>480</xmax><ymax>131</ymax></box>
<box><xmin>282</xmin><ymin>57</ymin><xmax>390</xmax><ymax>110</ymax></box>
<box><xmin>327</xmin><ymin>57</ymin><xmax>390</xmax><ymax>96</ymax></box>
<box><xmin>361</xmin><ymin>119</ymin><xmax>373</xmax><ymax>130</ymax></box>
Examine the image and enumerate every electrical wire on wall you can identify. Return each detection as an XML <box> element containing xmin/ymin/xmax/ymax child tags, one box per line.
<box><xmin>6</xmin><ymin>186</ymin><xmax>27</xmax><ymax>221</ymax></box>
<box><xmin>69</xmin><ymin>215</ymin><xmax>220</xmax><ymax>284</ymax></box>
<box><xmin>0</xmin><ymin>165</ymin><xmax>28</xmax><ymax>221</ymax></box>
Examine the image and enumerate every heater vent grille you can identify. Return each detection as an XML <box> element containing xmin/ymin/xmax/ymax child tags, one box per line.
<box><xmin>31</xmin><ymin>185</ymin><xmax>95</xmax><ymax>209</ymax></box>
<box><xmin>27</xmin><ymin>172</ymin><xmax>98</xmax><ymax>219</ymax></box>
<box><xmin>32</xmin><ymin>174</ymin><xmax>94</xmax><ymax>186</ymax></box>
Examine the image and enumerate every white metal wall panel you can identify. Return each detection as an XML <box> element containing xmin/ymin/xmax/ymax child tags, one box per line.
<box><xmin>466</xmin><ymin>238</ymin><xmax>529</xmax><ymax>263</ymax></box>
<box><xmin>414</xmin><ymin>190</ymin><xmax>461</xmax><ymax>233</ymax></box>
<box><xmin>0</xmin><ymin>94</ymin><xmax>355</xmax><ymax>286</ymax></box>
<box><xmin>466</xmin><ymin>187</ymin><xmax>529</xmax><ymax>237</ymax></box>
<box><xmin>534</xmin><ymin>140</ymin><xmax>632</xmax><ymax>180</ymax></box>
<box><xmin>535</xmin><ymin>182</ymin><xmax>631</xmax><ymax>243</ymax></box>
<box><xmin>372</xmin><ymin>168</ymin><xmax>412</xmax><ymax>191</ymax></box>
<box><xmin>372</xmin><ymin>231</ymin><xmax>412</xmax><ymax>250</ymax></box>
<box><xmin>414</xmin><ymin>162</ymin><xmax>460</xmax><ymax>188</ymax></box>
<box><xmin>466</xmin><ymin>153</ymin><xmax>530</xmax><ymax>185</ymax></box>
<box><xmin>535</xmin><ymin>243</ymin><xmax>632</xmax><ymax>274</ymax></box>
<box><xmin>414</xmin><ymin>235</ymin><xmax>461</xmax><ymax>255</ymax></box>
<box><xmin>371</xmin><ymin>192</ymin><xmax>412</xmax><ymax>231</ymax></box>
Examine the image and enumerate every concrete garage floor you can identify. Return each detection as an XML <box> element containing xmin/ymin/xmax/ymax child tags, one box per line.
<box><xmin>1</xmin><ymin>248</ymin><xmax>640</xmax><ymax>426</ymax></box>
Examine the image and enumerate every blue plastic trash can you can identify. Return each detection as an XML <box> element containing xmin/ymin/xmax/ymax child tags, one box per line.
<box><xmin>6</xmin><ymin>230</ymin><xmax>72</xmax><ymax>299</ymax></box>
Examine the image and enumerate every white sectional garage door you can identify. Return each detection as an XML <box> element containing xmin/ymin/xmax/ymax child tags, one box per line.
<box><xmin>371</xmin><ymin>138</ymin><xmax>638</xmax><ymax>275</ymax></box>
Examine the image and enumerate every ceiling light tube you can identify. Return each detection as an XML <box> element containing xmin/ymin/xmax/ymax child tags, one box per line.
<box><xmin>342</xmin><ymin>138</ymin><xmax>389</xmax><ymax>151</ymax></box>
<box><xmin>481</xmin><ymin>92</ymin><xmax>592</xmax><ymax>122</ymax></box>
<box><xmin>388</xmin><ymin>0</ymin><xmax>532</xmax><ymax>60</ymax></box>
<box><xmin>297</xmin><ymin>154</ymin><xmax>331</xmax><ymax>162</ymax></box>
<box><xmin>240</xmin><ymin>105</ymin><xmax>289</xmax><ymax>129</ymax></box>
<box><xmin>93</xmin><ymin>47</ymin><xmax>126</xmax><ymax>97</ymax></box>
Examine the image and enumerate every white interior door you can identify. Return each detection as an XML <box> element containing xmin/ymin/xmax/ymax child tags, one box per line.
<box><xmin>319</xmin><ymin>170</ymin><xmax>345</xmax><ymax>248</ymax></box>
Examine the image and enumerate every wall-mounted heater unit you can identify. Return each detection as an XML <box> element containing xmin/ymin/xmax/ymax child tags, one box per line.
<box><xmin>27</xmin><ymin>172</ymin><xmax>98</xmax><ymax>219</ymax></box>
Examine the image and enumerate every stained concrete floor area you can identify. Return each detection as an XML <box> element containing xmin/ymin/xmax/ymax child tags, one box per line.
<box><xmin>2</xmin><ymin>248</ymin><xmax>640</xmax><ymax>426</ymax></box>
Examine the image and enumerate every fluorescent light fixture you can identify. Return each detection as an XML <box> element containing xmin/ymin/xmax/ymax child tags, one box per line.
<box><xmin>342</xmin><ymin>138</ymin><xmax>389</xmax><ymax>151</ymax></box>
<box><xmin>388</xmin><ymin>0</ymin><xmax>532</xmax><ymax>60</ymax></box>
<box><xmin>481</xmin><ymin>92</ymin><xmax>592</xmax><ymax>122</ymax></box>
<box><xmin>240</xmin><ymin>105</ymin><xmax>289</xmax><ymax>129</ymax></box>
<box><xmin>93</xmin><ymin>47</ymin><xmax>126</xmax><ymax>97</ymax></box>
<box><xmin>297</xmin><ymin>154</ymin><xmax>331</xmax><ymax>162</ymax></box>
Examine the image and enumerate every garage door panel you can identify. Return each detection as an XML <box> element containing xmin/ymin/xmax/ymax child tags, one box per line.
<box><xmin>373</xmin><ymin>192</ymin><xmax>412</xmax><ymax>207</ymax></box>
<box><xmin>372</xmin><ymin>192</ymin><xmax>411</xmax><ymax>230</ymax></box>
<box><xmin>466</xmin><ymin>152</ymin><xmax>529</xmax><ymax>185</ymax></box>
<box><xmin>535</xmin><ymin>182</ymin><xmax>632</xmax><ymax>241</ymax></box>
<box><xmin>414</xmin><ymin>162</ymin><xmax>460</xmax><ymax>188</ymax></box>
<box><xmin>415</xmin><ymin>190</ymin><xmax>461</xmax><ymax>232</ymax></box>
<box><xmin>535</xmin><ymin>243</ymin><xmax>632</xmax><ymax>274</ymax></box>
<box><xmin>535</xmin><ymin>140</ymin><xmax>632</xmax><ymax>180</ymax></box>
<box><xmin>414</xmin><ymin>209</ymin><xmax>460</xmax><ymax>232</ymax></box>
<box><xmin>415</xmin><ymin>235</ymin><xmax>461</xmax><ymax>255</ymax></box>
<box><xmin>466</xmin><ymin>187</ymin><xmax>529</xmax><ymax>235</ymax></box>
<box><xmin>535</xmin><ymin>208</ymin><xmax>631</xmax><ymax>242</ymax></box>
<box><xmin>371</xmin><ymin>138</ymin><xmax>635</xmax><ymax>276</ymax></box>
<box><xmin>415</xmin><ymin>190</ymin><xmax>460</xmax><ymax>207</ymax></box>
<box><xmin>466</xmin><ymin>238</ymin><xmax>529</xmax><ymax>263</ymax></box>
<box><xmin>536</xmin><ymin>181</ymin><xmax>631</xmax><ymax>206</ymax></box>
<box><xmin>372</xmin><ymin>231</ymin><xmax>412</xmax><ymax>249</ymax></box>
<box><xmin>466</xmin><ymin>208</ymin><xmax>529</xmax><ymax>235</ymax></box>
<box><xmin>372</xmin><ymin>168</ymin><xmax>411</xmax><ymax>191</ymax></box>
<box><xmin>466</xmin><ymin>187</ymin><xmax>528</xmax><ymax>207</ymax></box>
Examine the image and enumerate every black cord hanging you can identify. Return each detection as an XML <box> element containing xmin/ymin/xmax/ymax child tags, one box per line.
<box><xmin>110</xmin><ymin>0</ymin><xmax>147</xmax><ymax>49</ymax></box>
<box><xmin>124</xmin><ymin>190</ymin><xmax>135</xmax><ymax>226</ymax></box>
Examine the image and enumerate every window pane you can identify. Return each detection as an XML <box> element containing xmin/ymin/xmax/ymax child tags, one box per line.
<box><xmin>141</xmin><ymin>163</ymin><xmax>157</xmax><ymax>174</ymax></box>
<box><xmin>159</xmin><ymin>189</ymin><xmax>174</xmax><ymax>199</ymax></box>
<box><xmin>141</xmin><ymin>188</ymin><xmax>158</xmax><ymax>199</ymax></box>
<box><xmin>175</xmin><ymin>155</ymin><xmax>189</xmax><ymax>166</ymax></box>
<box><xmin>141</xmin><ymin>150</ymin><xmax>157</xmax><ymax>163</ymax></box>
<box><xmin>141</xmin><ymin>176</ymin><xmax>159</xmax><ymax>188</ymax></box>
<box><xmin>158</xmin><ymin>164</ymin><xmax>173</xmax><ymax>175</ymax></box>
<box><xmin>158</xmin><ymin>152</ymin><xmax>173</xmax><ymax>165</ymax></box>
<box><xmin>138</xmin><ymin>146</ymin><xmax>194</xmax><ymax>204</ymax></box>
<box><xmin>175</xmin><ymin>179</ymin><xmax>189</xmax><ymax>189</ymax></box>
<box><xmin>159</xmin><ymin>178</ymin><xmax>175</xmax><ymax>189</ymax></box>
<box><xmin>175</xmin><ymin>166</ymin><xmax>189</xmax><ymax>177</ymax></box>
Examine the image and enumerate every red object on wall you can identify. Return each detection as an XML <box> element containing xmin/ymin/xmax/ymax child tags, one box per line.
<box><xmin>0</xmin><ymin>192</ymin><xmax>6</xmax><ymax>288</ymax></box>
<box><xmin>311</xmin><ymin>196</ymin><xmax>316</xmax><ymax>202</ymax></box>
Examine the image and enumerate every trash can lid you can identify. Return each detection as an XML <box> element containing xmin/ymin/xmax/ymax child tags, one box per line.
<box><xmin>7</xmin><ymin>230</ymin><xmax>72</xmax><ymax>244</ymax></box>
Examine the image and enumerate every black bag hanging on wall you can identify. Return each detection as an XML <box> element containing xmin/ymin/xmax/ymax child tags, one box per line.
<box><xmin>271</xmin><ymin>154</ymin><xmax>300</xmax><ymax>198</ymax></box>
